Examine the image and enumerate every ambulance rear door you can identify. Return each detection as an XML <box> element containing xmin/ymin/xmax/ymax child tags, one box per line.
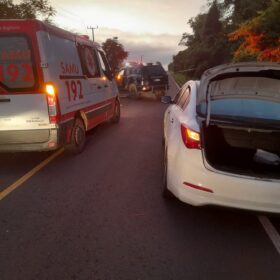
<box><xmin>0</xmin><ymin>31</ymin><xmax>51</xmax><ymax>144</ymax></box>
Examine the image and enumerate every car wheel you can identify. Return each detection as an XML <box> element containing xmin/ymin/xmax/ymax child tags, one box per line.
<box><xmin>111</xmin><ymin>98</ymin><xmax>121</xmax><ymax>123</ymax></box>
<box><xmin>68</xmin><ymin>118</ymin><xmax>86</xmax><ymax>154</ymax></box>
<box><xmin>128</xmin><ymin>83</ymin><xmax>140</xmax><ymax>99</ymax></box>
<box><xmin>163</xmin><ymin>147</ymin><xmax>173</xmax><ymax>199</ymax></box>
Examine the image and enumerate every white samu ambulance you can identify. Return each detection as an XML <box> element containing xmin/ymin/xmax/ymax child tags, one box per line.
<box><xmin>0</xmin><ymin>20</ymin><xmax>120</xmax><ymax>152</ymax></box>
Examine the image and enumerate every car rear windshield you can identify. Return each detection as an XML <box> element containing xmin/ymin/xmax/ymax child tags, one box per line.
<box><xmin>143</xmin><ymin>65</ymin><xmax>166</xmax><ymax>76</ymax></box>
<box><xmin>0</xmin><ymin>35</ymin><xmax>36</xmax><ymax>91</ymax></box>
<box><xmin>197</xmin><ymin>99</ymin><xmax>280</xmax><ymax>121</ymax></box>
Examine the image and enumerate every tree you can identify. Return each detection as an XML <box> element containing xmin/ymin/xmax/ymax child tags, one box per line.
<box><xmin>171</xmin><ymin>0</ymin><xmax>279</xmax><ymax>78</ymax></box>
<box><xmin>174</xmin><ymin>1</ymin><xmax>230</xmax><ymax>79</ymax></box>
<box><xmin>0</xmin><ymin>0</ymin><xmax>55</xmax><ymax>21</ymax></box>
<box><xmin>222</xmin><ymin>0</ymin><xmax>271</xmax><ymax>27</ymax></box>
<box><xmin>229</xmin><ymin>0</ymin><xmax>280</xmax><ymax>62</ymax></box>
<box><xmin>102</xmin><ymin>38</ymin><xmax>128</xmax><ymax>74</ymax></box>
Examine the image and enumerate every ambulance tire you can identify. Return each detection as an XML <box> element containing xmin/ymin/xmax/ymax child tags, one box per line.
<box><xmin>69</xmin><ymin>118</ymin><xmax>86</xmax><ymax>154</ymax></box>
<box><xmin>111</xmin><ymin>99</ymin><xmax>120</xmax><ymax>123</ymax></box>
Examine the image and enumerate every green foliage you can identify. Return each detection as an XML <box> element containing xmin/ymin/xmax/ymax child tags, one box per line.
<box><xmin>229</xmin><ymin>0</ymin><xmax>280</xmax><ymax>62</ymax></box>
<box><xmin>0</xmin><ymin>0</ymin><xmax>55</xmax><ymax>21</ymax></box>
<box><xmin>203</xmin><ymin>0</ymin><xmax>223</xmax><ymax>38</ymax></box>
<box><xmin>171</xmin><ymin>72</ymin><xmax>188</xmax><ymax>87</ymax></box>
<box><xmin>179</xmin><ymin>14</ymin><xmax>207</xmax><ymax>47</ymax></box>
<box><xmin>174</xmin><ymin>0</ymin><xmax>230</xmax><ymax>79</ymax></box>
<box><xmin>252</xmin><ymin>0</ymin><xmax>280</xmax><ymax>47</ymax></box>
<box><xmin>222</xmin><ymin>0</ymin><xmax>271</xmax><ymax>27</ymax></box>
<box><xmin>102</xmin><ymin>38</ymin><xmax>128</xmax><ymax>74</ymax></box>
<box><xmin>171</xmin><ymin>0</ymin><xmax>279</xmax><ymax>78</ymax></box>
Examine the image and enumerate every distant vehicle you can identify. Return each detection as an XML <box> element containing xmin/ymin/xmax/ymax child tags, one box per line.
<box><xmin>0</xmin><ymin>19</ymin><xmax>120</xmax><ymax>153</ymax></box>
<box><xmin>162</xmin><ymin>62</ymin><xmax>280</xmax><ymax>213</ymax></box>
<box><xmin>116</xmin><ymin>62</ymin><xmax>169</xmax><ymax>99</ymax></box>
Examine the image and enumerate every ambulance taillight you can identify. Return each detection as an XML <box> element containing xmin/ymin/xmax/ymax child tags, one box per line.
<box><xmin>45</xmin><ymin>83</ymin><xmax>59</xmax><ymax>124</ymax></box>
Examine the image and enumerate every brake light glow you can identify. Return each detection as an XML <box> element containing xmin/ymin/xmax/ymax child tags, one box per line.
<box><xmin>44</xmin><ymin>82</ymin><xmax>59</xmax><ymax>124</ymax></box>
<box><xmin>181</xmin><ymin>124</ymin><xmax>201</xmax><ymax>149</ymax></box>
<box><xmin>48</xmin><ymin>141</ymin><xmax>56</xmax><ymax>148</ymax></box>
<box><xmin>46</xmin><ymin>84</ymin><xmax>56</xmax><ymax>96</ymax></box>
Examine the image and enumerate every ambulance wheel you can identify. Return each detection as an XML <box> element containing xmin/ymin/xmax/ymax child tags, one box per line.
<box><xmin>69</xmin><ymin>118</ymin><xmax>86</xmax><ymax>154</ymax></box>
<box><xmin>111</xmin><ymin>99</ymin><xmax>120</xmax><ymax>123</ymax></box>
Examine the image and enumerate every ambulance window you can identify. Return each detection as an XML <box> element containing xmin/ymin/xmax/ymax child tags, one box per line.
<box><xmin>0</xmin><ymin>35</ymin><xmax>36</xmax><ymax>91</ymax></box>
<box><xmin>97</xmin><ymin>51</ymin><xmax>113</xmax><ymax>80</ymax></box>
<box><xmin>78</xmin><ymin>45</ymin><xmax>100</xmax><ymax>78</ymax></box>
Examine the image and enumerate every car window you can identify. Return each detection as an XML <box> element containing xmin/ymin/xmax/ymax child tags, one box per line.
<box><xmin>173</xmin><ymin>87</ymin><xmax>184</xmax><ymax>104</ymax></box>
<box><xmin>176</xmin><ymin>86</ymin><xmax>190</xmax><ymax>109</ymax></box>
<box><xmin>125</xmin><ymin>68</ymin><xmax>131</xmax><ymax>75</ymax></box>
<box><xmin>78</xmin><ymin>45</ymin><xmax>100</xmax><ymax>78</ymax></box>
<box><xmin>143</xmin><ymin>65</ymin><xmax>166</xmax><ymax>76</ymax></box>
<box><xmin>182</xmin><ymin>87</ymin><xmax>191</xmax><ymax>110</ymax></box>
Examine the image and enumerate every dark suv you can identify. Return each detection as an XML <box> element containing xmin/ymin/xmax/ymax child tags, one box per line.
<box><xmin>116</xmin><ymin>63</ymin><xmax>169</xmax><ymax>99</ymax></box>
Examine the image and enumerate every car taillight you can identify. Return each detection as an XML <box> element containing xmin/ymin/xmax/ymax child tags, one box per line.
<box><xmin>181</xmin><ymin>124</ymin><xmax>201</xmax><ymax>149</ymax></box>
<box><xmin>45</xmin><ymin>83</ymin><xmax>58</xmax><ymax>124</ymax></box>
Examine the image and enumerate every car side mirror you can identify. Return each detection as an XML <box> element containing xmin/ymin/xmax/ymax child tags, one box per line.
<box><xmin>161</xmin><ymin>96</ymin><xmax>172</xmax><ymax>104</ymax></box>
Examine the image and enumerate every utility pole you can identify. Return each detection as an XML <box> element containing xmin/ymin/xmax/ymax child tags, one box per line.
<box><xmin>87</xmin><ymin>26</ymin><xmax>98</xmax><ymax>42</ymax></box>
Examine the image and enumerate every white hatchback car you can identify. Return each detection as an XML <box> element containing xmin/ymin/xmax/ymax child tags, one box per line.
<box><xmin>162</xmin><ymin>62</ymin><xmax>280</xmax><ymax>213</ymax></box>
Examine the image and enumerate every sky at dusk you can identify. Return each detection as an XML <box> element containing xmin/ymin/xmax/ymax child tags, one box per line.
<box><xmin>50</xmin><ymin>0</ymin><xmax>207</xmax><ymax>68</ymax></box>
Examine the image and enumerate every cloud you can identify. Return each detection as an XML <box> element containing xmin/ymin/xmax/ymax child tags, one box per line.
<box><xmin>50</xmin><ymin>0</ymin><xmax>207</xmax><ymax>67</ymax></box>
<box><xmin>95</xmin><ymin>28</ymin><xmax>183</xmax><ymax>68</ymax></box>
<box><xmin>51</xmin><ymin>0</ymin><xmax>207</xmax><ymax>34</ymax></box>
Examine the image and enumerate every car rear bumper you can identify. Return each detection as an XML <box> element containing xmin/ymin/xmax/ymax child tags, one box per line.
<box><xmin>168</xmin><ymin>149</ymin><xmax>280</xmax><ymax>213</ymax></box>
<box><xmin>138</xmin><ymin>84</ymin><xmax>169</xmax><ymax>92</ymax></box>
<box><xmin>0</xmin><ymin>128</ymin><xmax>59</xmax><ymax>152</ymax></box>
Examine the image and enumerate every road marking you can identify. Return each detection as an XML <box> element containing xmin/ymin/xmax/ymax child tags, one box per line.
<box><xmin>0</xmin><ymin>148</ymin><xmax>64</xmax><ymax>201</ymax></box>
<box><xmin>258</xmin><ymin>215</ymin><xmax>280</xmax><ymax>255</ymax></box>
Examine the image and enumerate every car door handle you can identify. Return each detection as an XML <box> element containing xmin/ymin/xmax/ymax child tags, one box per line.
<box><xmin>104</xmin><ymin>84</ymin><xmax>108</xmax><ymax>88</ymax></box>
<box><xmin>97</xmin><ymin>86</ymin><xmax>102</xmax><ymax>89</ymax></box>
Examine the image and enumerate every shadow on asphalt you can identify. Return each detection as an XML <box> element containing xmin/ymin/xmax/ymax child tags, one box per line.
<box><xmin>0</xmin><ymin>151</ymin><xmax>54</xmax><ymax>192</ymax></box>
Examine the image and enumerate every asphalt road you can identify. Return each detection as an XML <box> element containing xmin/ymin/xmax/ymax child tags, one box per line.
<box><xmin>1</xmin><ymin>88</ymin><xmax>280</xmax><ymax>279</ymax></box>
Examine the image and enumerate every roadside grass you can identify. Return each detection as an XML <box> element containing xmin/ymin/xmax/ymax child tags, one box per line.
<box><xmin>171</xmin><ymin>72</ymin><xmax>188</xmax><ymax>87</ymax></box>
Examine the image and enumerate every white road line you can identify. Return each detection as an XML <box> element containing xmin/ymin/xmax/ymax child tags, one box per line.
<box><xmin>258</xmin><ymin>215</ymin><xmax>280</xmax><ymax>255</ymax></box>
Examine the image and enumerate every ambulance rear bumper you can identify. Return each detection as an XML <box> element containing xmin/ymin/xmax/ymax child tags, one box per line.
<box><xmin>0</xmin><ymin>128</ymin><xmax>59</xmax><ymax>152</ymax></box>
